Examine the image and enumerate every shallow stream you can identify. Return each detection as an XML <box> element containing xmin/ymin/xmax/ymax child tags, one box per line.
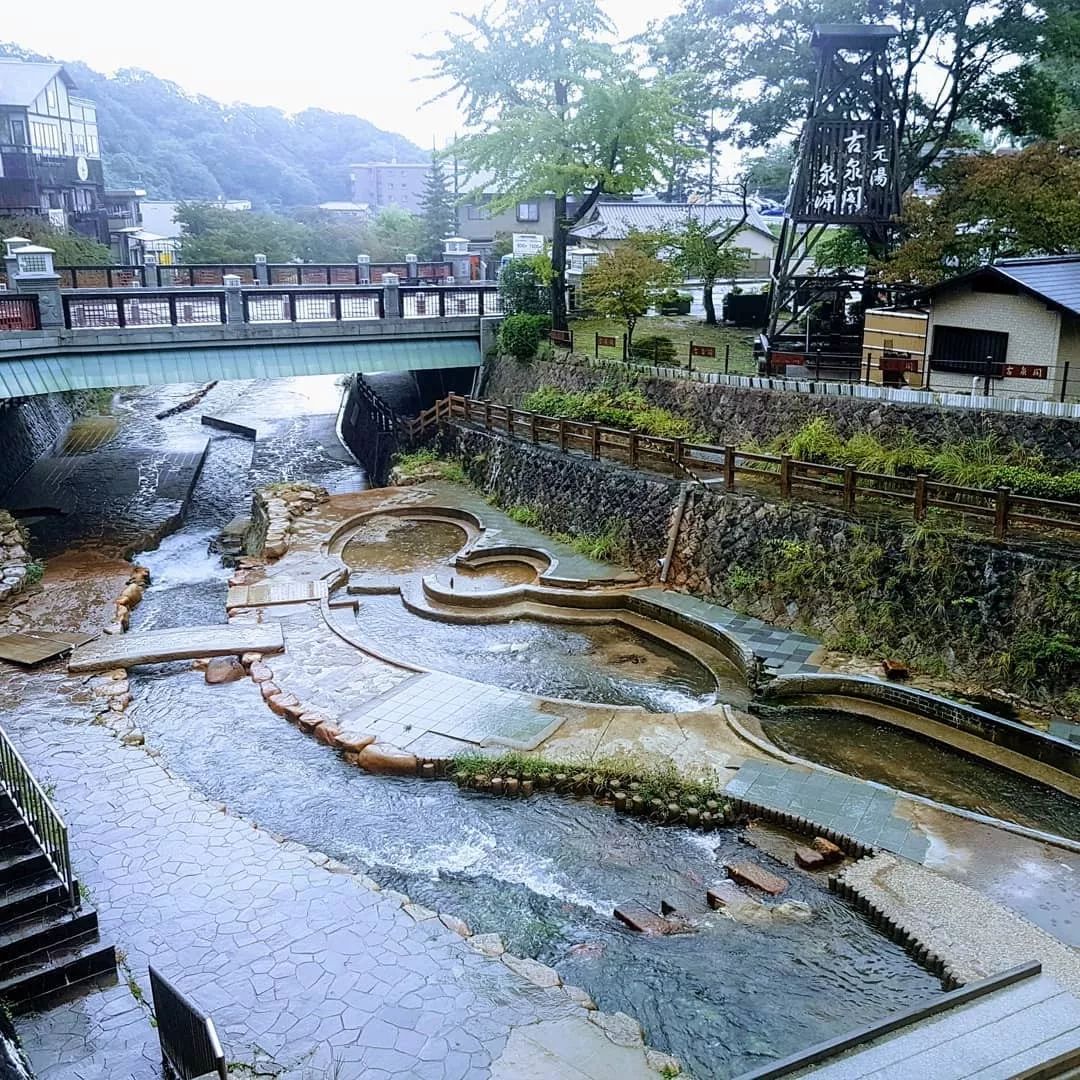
<box><xmin>14</xmin><ymin>378</ymin><xmax>943</xmax><ymax>1077</ymax></box>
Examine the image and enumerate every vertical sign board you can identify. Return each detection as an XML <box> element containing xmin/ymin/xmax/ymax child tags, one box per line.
<box><xmin>791</xmin><ymin>119</ymin><xmax>899</xmax><ymax>224</ymax></box>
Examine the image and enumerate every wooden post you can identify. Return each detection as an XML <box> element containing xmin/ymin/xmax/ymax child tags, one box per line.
<box><xmin>531</xmin><ymin>412</ymin><xmax>539</xmax><ymax>445</ymax></box>
<box><xmin>725</xmin><ymin>445</ymin><xmax>736</xmax><ymax>491</ymax></box>
<box><xmin>595</xmin><ymin>332</ymin><xmax>600</xmax><ymax>359</ymax></box>
<box><xmin>591</xmin><ymin>425</ymin><xmax>600</xmax><ymax>460</ymax></box>
<box><xmin>484</xmin><ymin>402</ymin><xmax>492</xmax><ymax>430</ymax></box>
<box><xmin>779</xmin><ymin>454</ymin><xmax>793</xmax><ymax>498</ymax></box>
<box><xmin>914</xmin><ymin>473</ymin><xmax>928</xmax><ymax>522</ymax></box>
<box><xmin>629</xmin><ymin>431</ymin><xmax>639</xmax><ymax>468</ymax></box>
<box><xmin>724</xmin><ymin>344</ymin><xmax>730</xmax><ymax>375</ymax></box>
<box><xmin>672</xmin><ymin>437</ymin><xmax>684</xmax><ymax>478</ymax></box>
<box><xmin>622</xmin><ymin>334</ymin><xmax>627</xmax><ymax>362</ymax></box>
<box><xmin>994</xmin><ymin>487</ymin><xmax>1010</xmax><ymax>540</ymax></box>
<box><xmin>464</xmin><ymin>397</ymin><xmax>472</xmax><ymax>423</ymax></box>
<box><xmin>688</xmin><ymin>342</ymin><xmax>694</xmax><ymax>372</ymax></box>
<box><xmin>843</xmin><ymin>463</ymin><xmax>857</xmax><ymax>513</ymax></box>
<box><xmin>1061</xmin><ymin>361</ymin><xmax>1071</xmax><ymax>404</ymax></box>
<box><xmin>558</xmin><ymin>418</ymin><xmax>567</xmax><ymax>452</ymax></box>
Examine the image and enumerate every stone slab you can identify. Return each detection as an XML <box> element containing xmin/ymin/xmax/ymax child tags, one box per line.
<box><xmin>68</xmin><ymin>623</ymin><xmax>285</xmax><ymax>673</ymax></box>
<box><xmin>724</xmin><ymin>860</ymin><xmax>788</xmax><ymax>896</ymax></box>
<box><xmin>0</xmin><ymin>631</ymin><xmax>95</xmax><ymax>667</ymax></box>
<box><xmin>613</xmin><ymin>901</ymin><xmax>670</xmax><ymax>934</ymax></box>
<box><xmin>226</xmin><ymin>581</ymin><xmax>325</xmax><ymax>608</ymax></box>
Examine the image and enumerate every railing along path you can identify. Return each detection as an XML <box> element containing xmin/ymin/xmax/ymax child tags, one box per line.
<box><xmin>409</xmin><ymin>394</ymin><xmax>1080</xmax><ymax>542</ymax></box>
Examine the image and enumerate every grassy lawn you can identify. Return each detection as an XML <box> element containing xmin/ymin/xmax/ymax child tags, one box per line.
<box><xmin>567</xmin><ymin>314</ymin><xmax>758</xmax><ymax>375</ymax></box>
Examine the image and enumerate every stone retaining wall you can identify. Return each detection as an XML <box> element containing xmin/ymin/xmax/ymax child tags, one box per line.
<box><xmin>0</xmin><ymin>510</ymin><xmax>32</xmax><ymax>604</ymax></box>
<box><xmin>436</xmin><ymin>424</ymin><xmax>1080</xmax><ymax>697</ymax></box>
<box><xmin>481</xmin><ymin>355</ymin><xmax>1080</xmax><ymax>466</ymax></box>
<box><xmin>0</xmin><ymin>390</ymin><xmax>104</xmax><ymax>496</ymax></box>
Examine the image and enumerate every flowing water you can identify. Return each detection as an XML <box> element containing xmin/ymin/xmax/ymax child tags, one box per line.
<box><xmin>10</xmin><ymin>378</ymin><xmax>943</xmax><ymax>1077</ymax></box>
<box><xmin>756</xmin><ymin>705</ymin><xmax>1080</xmax><ymax>841</ymax></box>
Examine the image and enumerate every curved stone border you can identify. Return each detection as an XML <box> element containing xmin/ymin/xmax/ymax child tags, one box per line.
<box><xmin>725</xmin><ymin>703</ymin><xmax>1080</xmax><ymax>854</ymax></box>
<box><xmin>761</xmin><ymin>673</ymin><xmax>1080</xmax><ymax>781</ymax></box>
<box><xmin>252</xmin><ymin>484</ymin><xmax>330</xmax><ymax>560</ymax></box>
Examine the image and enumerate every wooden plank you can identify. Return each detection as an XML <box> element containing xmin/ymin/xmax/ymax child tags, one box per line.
<box><xmin>0</xmin><ymin>631</ymin><xmax>96</xmax><ymax>667</ymax></box>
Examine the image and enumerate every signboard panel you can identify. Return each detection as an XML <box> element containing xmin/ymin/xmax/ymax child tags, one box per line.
<box><xmin>689</xmin><ymin>344</ymin><xmax>716</xmax><ymax>358</ymax></box>
<box><xmin>792</xmin><ymin>119</ymin><xmax>898</xmax><ymax>224</ymax></box>
<box><xmin>596</xmin><ymin>335</ymin><xmax>618</xmax><ymax>348</ymax></box>
<box><xmin>1002</xmin><ymin>364</ymin><xmax>1048</xmax><ymax>380</ymax></box>
<box><xmin>512</xmin><ymin>233</ymin><xmax>545</xmax><ymax>256</ymax></box>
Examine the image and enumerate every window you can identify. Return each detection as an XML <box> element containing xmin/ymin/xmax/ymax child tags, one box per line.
<box><xmin>930</xmin><ymin>325</ymin><xmax>1009</xmax><ymax>375</ymax></box>
<box><xmin>30</xmin><ymin>121</ymin><xmax>62</xmax><ymax>154</ymax></box>
<box><xmin>466</xmin><ymin>202</ymin><xmax>491</xmax><ymax>220</ymax></box>
<box><xmin>18</xmin><ymin>254</ymin><xmax>48</xmax><ymax>274</ymax></box>
<box><xmin>45</xmin><ymin>84</ymin><xmax>57</xmax><ymax>111</ymax></box>
<box><xmin>517</xmin><ymin>202</ymin><xmax>540</xmax><ymax>222</ymax></box>
<box><xmin>10</xmin><ymin>119</ymin><xmax>26</xmax><ymax>144</ymax></box>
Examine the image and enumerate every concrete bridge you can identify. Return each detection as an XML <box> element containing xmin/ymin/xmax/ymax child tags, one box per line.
<box><xmin>0</xmin><ymin>279</ymin><xmax>501</xmax><ymax>398</ymax></box>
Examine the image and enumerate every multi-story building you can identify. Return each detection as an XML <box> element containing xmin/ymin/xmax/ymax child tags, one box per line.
<box><xmin>0</xmin><ymin>60</ymin><xmax>108</xmax><ymax>242</ymax></box>
<box><xmin>455</xmin><ymin>192</ymin><xmax>580</xmax><ymax>254</ymax></box>
<box><xmin>349</xmin><ymin>162</ymin><xmax>429</xmax><ymax>215</ymax></box>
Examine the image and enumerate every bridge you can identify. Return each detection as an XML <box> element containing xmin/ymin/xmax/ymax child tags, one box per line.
<box><xmin>0</xmin><ymin>279</ymin><xmax>502</xmax><ymax>398</ymax></box>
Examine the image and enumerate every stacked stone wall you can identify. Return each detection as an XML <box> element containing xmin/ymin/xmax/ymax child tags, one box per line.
<box><xmin>0</xmin><ymin>511</ymin><xmax>31</xmax><ymax>603</ymax></box>
<box><xmin>481</xmin><ymin>355</ymin><xmax>1080</xmax><ymax>466</ymax></box>
<box><xmin>439</xmin><ymin>425</ymin><xmax>1080</xmax><ymax>697</ymax></box>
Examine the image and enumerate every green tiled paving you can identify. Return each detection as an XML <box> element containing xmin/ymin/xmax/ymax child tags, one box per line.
<box><xmin>726</xmin><ymin>760</ymin><xmax>931</xmax><ymax>862</ymax></box>
<box><xmin>636</xmin><ymin>588</ymin><xmax>823</xmax><ymax>676</ymax></box>
<box><xmin>355</xmin><ymin>671</ymin><xmax>565</xmax><ymax>752</ymax></box>
<box><xmin>418</xmin><ymin>481</ymin><xmax>637</xmax><ymax>584</ymax></box>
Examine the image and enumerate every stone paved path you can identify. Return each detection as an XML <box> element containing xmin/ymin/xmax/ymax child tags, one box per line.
<box><xmin>6</xmin><ymin>705</ymin><xmax>623</xmax><ymax>1080</ymax></box>
<box><xmin>635</xmin><ymin>589</ymin><xmax>823</xmax><ymax>676</ymax></box>
<box><xmin>725</xmin><ymin>759</ymin><xmax>930</xmax><ymax>862</ymax></box>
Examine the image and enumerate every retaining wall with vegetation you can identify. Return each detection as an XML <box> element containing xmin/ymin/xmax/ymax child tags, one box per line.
<box><xmin>437</xmin><ymin>424</ymin><xmax>1080</xmax><ymax>703</ymax></box>
<box><xmin>481</xmin><ymin>355</ymin><xmax>1080</xmax><ymax>467</ymax></box>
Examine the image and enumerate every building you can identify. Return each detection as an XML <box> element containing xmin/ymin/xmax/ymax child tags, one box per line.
<box><xmin>0</xmin><ymin>59</ymin><xmax>107</xmax><ymax>241</ymax></box>
<box><xmin>318</xmin><ymin>201</ymin><xmax>371</xmax><ymax>219</ymax></box>
<box><xmin>455</xmin><ymin>192</ymin><xmax>584</xmax><ymax>254</ymax></box>
<box><xmin>569</xmin><ymin>201</ymin><xmax>778</xmax><ymax>278</ymax></box>
<box><xmin>349</xmin><ymin>162</ymin><xmax>428</xmax><ymax>215</ymax></box>
<box><xmin>921</xmin><ymin>255</ymin><xmax>1080</xmax><ymax>401</ymax></box>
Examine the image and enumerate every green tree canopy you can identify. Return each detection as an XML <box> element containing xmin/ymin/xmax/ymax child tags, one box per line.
<box><xmin>645</xmin><ymin>0</ymin><xmax>1075</xmax><ymax>189</ymax></box>
<box><xmin>581</xmin><ymin>237</ymin><xmax>677</xmax><ymax>346</ymax></box>
<box><xmin>0</xmin><ymin>218</ymin><xmax>111</xmax><ymax>265</ymax></box>
<box><xmin>424</xmin><ymin>0</ymin><xmax>686</xmax><ymax>330</ymax></box>
<box><xmin>419</xmin><ymin>157</ymin><xmax>457</xmax><ymax>261</ymax></box>
<box><xmin>881</xmin><ymin>138</ymin><xmax>1080</xmax><ymax>284</ymax></box>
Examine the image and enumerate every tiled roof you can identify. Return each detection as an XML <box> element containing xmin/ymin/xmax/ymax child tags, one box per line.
<box><xmin>0</xmin><ymin>60</ymin><xmax>71</xmax><ymax>108</ymax></box>
<box><xmin>570</xmin><ymin>202</ymin><xmax>775</xmax><ymax>241</ymax></box>
<box><xmin>991</xmin><ymin>256</ymin><xmax>1080</xmax><ymax>318</ymax></box>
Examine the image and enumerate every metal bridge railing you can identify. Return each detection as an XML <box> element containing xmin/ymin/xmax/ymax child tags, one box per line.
<box><xmin>149</xmin><ymin>965</ymin><xmax>228</xmax><ymax>1080</ymax></box>
<box><xmin>0</xmin><ymin>725</ymin><xmax>76</xmax><ymax>907</ymax></box>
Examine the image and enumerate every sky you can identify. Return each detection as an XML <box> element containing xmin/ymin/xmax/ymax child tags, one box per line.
<box><xmin>2</xmin><ymin>0</ymin><xmax>684</xmax><ymax>149</ymax></box>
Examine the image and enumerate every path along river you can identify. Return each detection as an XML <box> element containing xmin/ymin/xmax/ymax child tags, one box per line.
<box><xmin>1</xmin><ymin>377</ymin><xmax>941</xmax><ymax>1079</ymax></box>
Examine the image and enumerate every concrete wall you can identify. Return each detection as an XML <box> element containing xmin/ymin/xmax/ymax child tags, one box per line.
<box><xmin>480</xmin><ymin>354</ymin><xmax>1080</xmax><ymax>467</ymax></box>
<box><xmin>927</xmin><ymin>285</ymin><xmax>1062</xmax><ymax>400</ymax></box>
<box><xmin>0</xmin><ymin>390</ymin><xmax>101</xmax><ymax>496</ymax></box>
<box><xmin>437</xmin><ymin>423</ymin><xmax>1080</xmax><ymax>697</ymax></box>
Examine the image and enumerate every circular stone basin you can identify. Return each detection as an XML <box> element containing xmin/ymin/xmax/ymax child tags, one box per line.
<box><xmin>340</xmin><ymin>515</ymin><xmax>467</xmax><ymax>576</ymax></box>
<box><xmin>436</xmin><ymin>561</ymin><xmax>538</xmax><ymax>592</ymax></box>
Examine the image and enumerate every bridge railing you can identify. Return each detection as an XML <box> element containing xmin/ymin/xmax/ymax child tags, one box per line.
<box><xmin>64</xmin><ymin>292</ymin><xmax>228</xmax><ymax>329</ymax></box>
<box><xmin>242</xmin><ymin>288</ymin><xmax>384</xmax><ymax>323</ymax></box>
<box><xmin>0</xmin><ymin>294</ymin><xmax>40</xmax><ymax>331</ymax></box>
<box><xmin>401</xmin><ymin>286</ymin><xmax>504</xmax><ymax>318</ymax></box>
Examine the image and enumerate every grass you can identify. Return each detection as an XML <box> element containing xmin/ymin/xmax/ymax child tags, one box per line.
<box><xmin>521</xmin><ymin>386</ymin><xmax>704</xmax><ymax>440</ymax></box>
<box><xmin>23</xmin><ymin>559</ymin><xmax>45</xmax><ymax>586</ymax></box>
<box><xmin>391</xmin><ymin>449</ymin><xmax>467</xmax><ymax>485</ymax></box>
<box><xmin>567</xmin><ymin>314</ymin><xmax>757</xmax><ymax>375</ymax></box>
<box><xmin>451</xmin><ymin>750</ymin><xmax>730</xmax><ymax>809</ymax></box>
<box><xmin>507</xmin><ymin>504</ymin><xmax>541</xmax><ymax>527</ymax></box>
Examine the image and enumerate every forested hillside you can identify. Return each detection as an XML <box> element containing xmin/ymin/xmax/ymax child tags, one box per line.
<box><xmin>0</xmin><ymin>43</ymin><xmax>427</xmax><ymax>207</ymax></box>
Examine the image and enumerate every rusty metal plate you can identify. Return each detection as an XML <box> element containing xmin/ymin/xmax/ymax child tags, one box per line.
<box><xmin>0</xmin><ymin>631</ymin><xmax>97</xmax><ymax>667</ymax></box>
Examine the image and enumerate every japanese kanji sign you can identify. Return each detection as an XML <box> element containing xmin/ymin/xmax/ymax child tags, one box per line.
<box><xmin>1002</xmin><ymin>364</ymin><xmax>1048</xmax><ymax>380</ymax></box>
<box><xmin>689</xmin><ymin>344</ymin><xmax>717</xmax><ymax>358</ymax></box>
<box><xmin>792</xmin><ymin>119</ymin><xmax>898</xmax><ymax>224</ymax></box>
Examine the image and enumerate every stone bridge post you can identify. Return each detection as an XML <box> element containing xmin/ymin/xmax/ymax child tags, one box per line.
<box><xmin>254</xmin><ymin>253</ymin><xmax>269</xmax><ymax>286</ymax></box>
<box><xmin>356</xmin><ymin>254</ymin><xmax>371</xmax><ymax>284</ymax></box>
<box><xmin>223</xmin><ymin>274</ymin><xmax>244</xmax><ymax>324</ymax></box>
<box><xmin>382</xmin><ymin>273</ymin><xmax>401</xmax><ymax>319</ymax></box>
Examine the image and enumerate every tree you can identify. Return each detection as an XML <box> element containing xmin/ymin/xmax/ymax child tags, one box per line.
<box><xmin>812</xmin><ymin>227</ymin><xmax>870</xmax><ymax>274</ymax></box>
<box><xmin>370</xmin><ymin>209</ymin><xmax>426</xmax><ymax>262</ymax></box>
<box><xmin>581</xmin><ymin>240</ymin><xmax>676</xmax><ymax>348</ymax></box>
<box><xmin>419</xmin><ymin>157</ymin><xmax>456</xmax><ymax>261</ymax></box>
<box><xmin>424</xmin><ymin>0</ymin><xmax>685</xmax><ymax>332</ymax></box>
<box><xmin>499</xmin><ymin>255</ymin><xmax>553</xmax><ymax>315</ymax></box>
<box><xmin>743</xmin><ymin>144</ymin><xmax>796</xmax><ymax>202</ymax></box>
<box><xmin>0</xmin><ymin>218</ymin><xmax>111</xmax><ymax>265</ymax></box>
<box><xmin>645</xmin><ymin>0</ymin><xmax>1068</xmax><ymax>190</ymax></box>
<box><xmin>662</xmin><ymin>198</ymin><xmax>751</xmax><ymax>324</ymax></box>
<box><xmin>881</xmin><ymin>138</ymin><xmax>1080</xmax><ymax>284</ymax></box>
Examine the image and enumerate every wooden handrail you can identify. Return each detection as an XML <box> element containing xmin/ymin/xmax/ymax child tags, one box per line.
<box><xmin>405</xmin><ymin>395</ymin><xmax>1080</xmax><ymax>541</ymax></box>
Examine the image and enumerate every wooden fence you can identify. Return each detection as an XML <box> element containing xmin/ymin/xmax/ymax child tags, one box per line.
<box><xmin>407</xmin><ymin>394</ymin><xmax>1080</xmax><ymax>543</ymax></box>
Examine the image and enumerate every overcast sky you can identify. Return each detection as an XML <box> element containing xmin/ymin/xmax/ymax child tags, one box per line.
<box><xmin>3</xmin><ymin>0</ymin><xmax>684</xmax><ymax>148</ymax></box>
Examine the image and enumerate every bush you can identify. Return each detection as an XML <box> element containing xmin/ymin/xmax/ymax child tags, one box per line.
<box><xmin>498</xmin><ymin>313</ymin><xmax>552</xmax><ymax>360</ymax></box>
<box><xmin>521</xmin><ymin>386</ymin><xmax>701</xmax><ymax>439</ymax></box>
<box><xmin>499</xmin><ymin>256</ymin><xmax>552</xmax><ymax>316</ymax></box>
<box><xmin>628</xmin><ymin>335</ymin><xmax>678</xmax><ymax>364</ymax></box>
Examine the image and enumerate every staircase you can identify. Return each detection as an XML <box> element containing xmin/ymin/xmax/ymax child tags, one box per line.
<box><xmin>0</xmin><ymin>789</ymin><xmax>115</xmax><ymax>1012</ymax></box>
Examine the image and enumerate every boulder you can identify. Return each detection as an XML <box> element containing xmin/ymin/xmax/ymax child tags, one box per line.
<box><xmin>589</xmin><ymin>1011</ymin><xmax>644</xmax><ymax>1048</ymax></box>
<box><xmin>354</xmin><ymin>744</ymin><xmax>419</xmax><ymax>776</ymax></box>
<box><xmin>259</xmin><ymin>682</ymin><xmax>281</xmax><ymax>701</ymax></box>
<box><xmin>794</xmin><ymin>846</ymin><xmax>827</xmax><ymax>870</ymax></box>
<box><xmin>811</xmin><ymin>837</ymin><xmax>844</xmax><ymax>864</ymax></box>
<box><xmin>468</xmin><ymin>933</ymin><xmax>505</xmax><ymax>957</ymax></box>
<box><xmin>333</xmin><ymin>731</ymin><xmax>376</xmax><ymax>752</ymax></box>
<box><xmin>439</xmin><ymin>913</ymin><xmax>471</xmax><ymax>938</ymax></box>
<box><xmin>645</xmin><ymin>1050</ymin><xmax>682</xmax><ymax>1075</ymax></box>
<box><xmin>205</xmin><ymin>656</ymin><xmax>246</xmax><ymax>685</ymax></box>
<box><xmin>118</xmin><ymin>584</ymin><xmax>144</xmax><ymax>609</ymax></box>
<box><xmin>313</xmin><ymin>722</ymin><xmax>341</xmax><ymax>746</ymax></box>
<box><xmin>562</xmin><ymin>984</ymin><xmax>597</xmax><ymax>1011</ymax></box>
<box><xmin>267</xmin><ymin>691</ymin><xmax>302</xmax><ymax>717</ymax></box>
<box><xmin>248</xmin><ymin>662</ymin><xmax>274</xmax><ymax>683</ymax></box>
<box><xmin>297</xmin><ymin>712</ymin><xmax>330</xmax><ymax>733</ymax></box>
<box><xmin>501</xmin><ymin>955</ymin><xmax>561</xmax><ymax>989</ymax></box>
<box><xmin>240</xmin><ymin>652</ymin><xmax>262</xmax><ymax>667</ymax></box>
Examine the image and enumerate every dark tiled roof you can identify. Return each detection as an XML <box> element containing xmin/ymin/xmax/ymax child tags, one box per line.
<box><xmin>570</xmin><ymin>202</ymin><xmax>775</xmax><ymax>242</ymax></box>
<box><xmin>992</xmin><ymin>256</ymin><xmax>1080</xmax><ymax>317</ymax></box>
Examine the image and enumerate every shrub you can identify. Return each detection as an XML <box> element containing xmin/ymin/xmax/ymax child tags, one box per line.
<box><xmin>507</xmin><ymin>505</ymin><xmax>540</xmax><ymax>526</ymax></box>
<box><xmin>784</xmin><ymin>417</ymin><xmax>845</xmax><ymax>464</ymax></box>
<box><xmin>499</xmin><ymin>257</ymin><xmax>552</xmax><ymax>316</ymax></box>
<box><xmin>628</xmin><ymin>335</ymin><xmax>677</xmax><ymax>364</ymax></box>
<box><xmin>521</xmin><ymin>386</ymin><xmax>701</xmax><ymax>439</ymax></box>
<box><xmin>23</xmin><ymin>560</ymin><xmax>45</xmax><ymax>586</ymax></box>
<box><xmin>391</xmin><ymin>448</ymin><xmax>438</xmax><ymax>477</ymax></box>
<box><xmin>498</xmin><ymin>313</ymin><xmax>553</xmax><ymax>360</ymax></box>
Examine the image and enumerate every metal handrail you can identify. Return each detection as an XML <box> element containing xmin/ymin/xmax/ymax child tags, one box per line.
<box><xmin>149</xmin><ymin>965</ymin><xmax>228</xmax><ymax>1080</ymax></box>
<box><xmin>0</xmin><ymin>725</ymin><xmax>76</xmax><ymax>906</ymax></box>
